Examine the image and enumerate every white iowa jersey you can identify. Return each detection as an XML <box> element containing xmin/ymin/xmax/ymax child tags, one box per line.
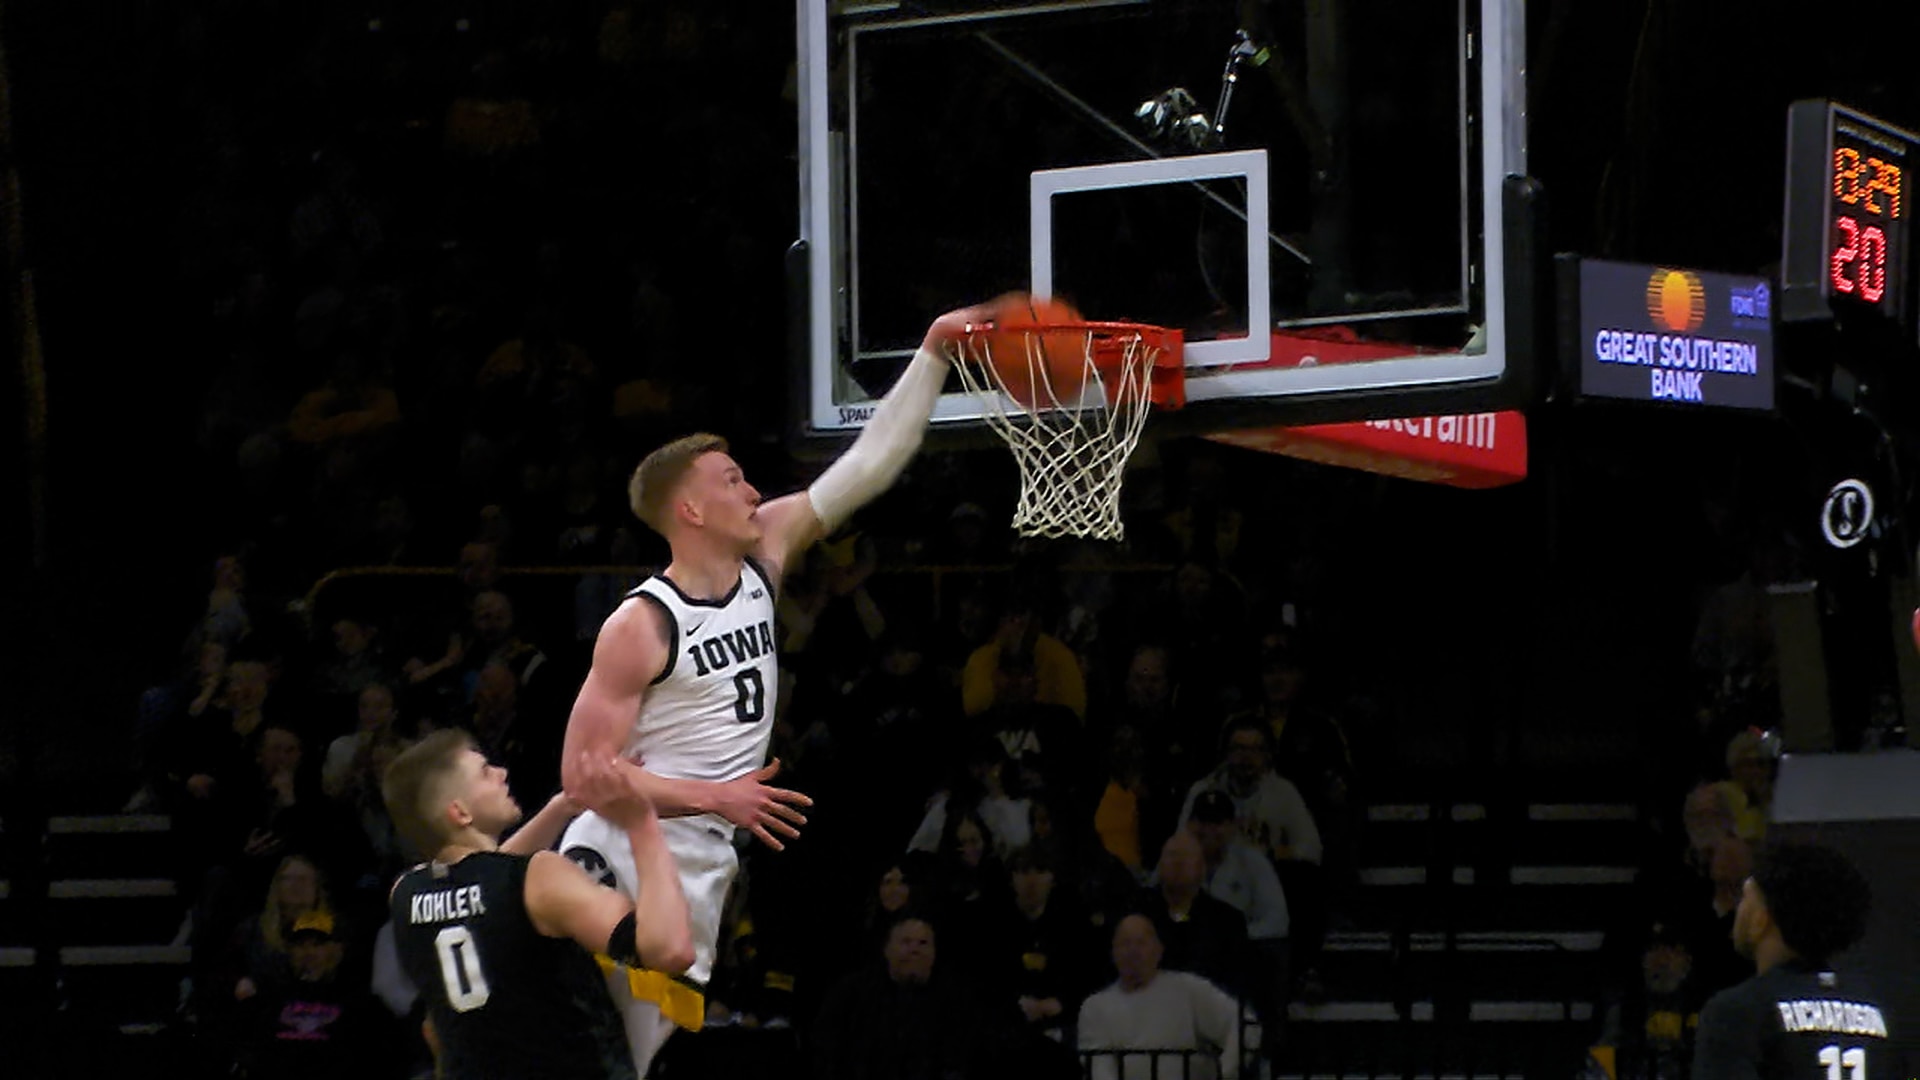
<box><xmin>623</xmin><ymin>557</ymin><xmax>779</xmax><ymax>785</ymax></box>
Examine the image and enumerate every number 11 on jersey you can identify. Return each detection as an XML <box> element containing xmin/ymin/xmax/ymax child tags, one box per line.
<box><xmin>1818</xmin><ymin>1044</ymin><xmax>1866</xmax><ymax>1080</ymax></box>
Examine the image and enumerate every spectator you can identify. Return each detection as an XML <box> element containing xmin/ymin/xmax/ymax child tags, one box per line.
<box><xmin>287</xmin><ymin>351</ymin><xmax>401</xmax><ymax>450</ymax></box>
<box><xmin>928</xmin><ymin>500</ymin><xmax>1007</xmax><ymax>565</ymax></box>
<box><xmin>932</xmin><ymin>578</ymin><xmax>1001</xmax><ymax>692</ymax></box>
<box><xmin>226</xmin><ymin>723</ymin><xmax>367</xmax><ymax>899</ymax></box>
<box><xmin>167</xmin><ymin>657</ymin><xmax>282</xmax><ymax>874</ymax></box>
<box><xmin>1187</xmin><ymin>791</ymin><xmax>1290</xmax><ymax>1063</ymax></box>
<box><xmin>228</xmin><ymin>854</ymin><xmax>337</xmax><ymax>1009</ymax></box>
<box><xmin>464</xmin><ymin>662</ymin><xmax>557</xmax><ymax>812</ymax></box>
<box><xmin>810</xmin><ymin>913</ymin><xmax>1019</xmax><ymax>1080</ymax></box>
<box><xmin>321</xmin><ymin>683</ymin><xmax>412</xmax><ymax>884</ymax></box>
<box><xmin>457</xmin><ymin>540</ymin><xmax>504</xmax><ymax>595</ymax></box>
<box><xmin>908</xmin><ymin>736</ymin><xmax>1033</xmax><ymax>861</ymax></box>
<box><xmin>460</xmin><ymin>590</ymin><xmax>551</xmax><ymax>699</ymax></box>
<box><xmin>962</xmin><ymin>594</ymin><xmax>1087</xmax><ymax>721</ymax></box>
<box><xmin>837</xmin><ymin>626</ymin><xmax>954</xmax><ymax>854</ymax></box>
<box><xmin>1239</xmin><ymin>635</ymin><xmax>1354</xmax><ymax>829</ymax></box>
<box><xmin>1180</xmin><ymin>718</ymin><xmax>1323</xmax><ymax>867</ymax></box>
<box><xmin>1712</xmin><ymin>729</ymin><xmax>1773</xmax><ymax>842</ymax></box>
<box><xmin>198</xmin><ymin>553</ymin><xmax>255</xmax><ymax>653</ymax></box>
<box><xmin>1105</xmin><ymin>644</ymin><xmax>1207</xmax><ymax>827</ymax></box>
<box><xmin>1681</xmin><ymin>782</ymin><xmax>1739</xmax><ymax>878</ymax></box>
<box><xmin>311</xmin><ymin>616</ymin><xmax>391</xmax><ymax>719</ymax></box>
<box><xmin>860</xmin><ymin>854</ymin><xmax>940</xmax><ymax>957</ymax></box>
<box><xmin>127</xmin><ymin>638</ymin><xmax>228</xmax><ymax>811</ymax></box>
<box><xmin>1126</xmin><ymin>563</ymin><xmax>1249</xmax><ymax>718</ymax></box>
<box><xmin>1667</xmin><ymin>784</ymin><xmax>1750</xmax><ymax>1000</ymax></box>
<box><xmin>1136</xmin><ymin>830</ymin><xmax>1249</xmax><ymax>999</ymax></box>
<box><xmin>443</xmin><ymin>49</ymin><xmax>542</xmax><ymax>157</ymax></box>
<box><xmin>1700</xmin><ymin>837</ymin><xmax>1755</xmax><ymax>994</ymax></box>
<box><xmin>321</xmin><ymin>682</ymin><xmax>401</xmax><ymax>799</ymax></box>
<box><xmin>776</xmin><ymin>531</ymin><xmax>889</xmax><ymax>706</ymax></box>
<box><xmin>367</xmin><ymin>920</ymin><xmax>434</xmax><ymax>1078</ymax></box>
<box><xmin>404</xmin><ymin>588</ymin><xmax>551</xmax><ymax>726</ymax></box>
<box><xmin>230</xmin><ymin>853</ymin><xmax>336</xmax><ymax>999</ymax></box>
<box><xmin>396</xmin><ymin>541</ymin><xmax>504</xmax><ymax>705</ymax></box>
<box><xmin>1597</xmin><ymin>917</ymin><xmax>1706</xmax><ymax>1080</ymax></box>
<box><xmin>986</xmin><ymin>844</ymin><xmax>1097</xmax><ymax>1078</ymax></box>
<box><xmin>1029</xmin><ymin>795</ymin><xmax>1139</xmax><ymax>934</ymax></box>
<box><xmin>926</xmin><ymin>805</ymin><xmax>1014</xmax><ymax>989</ymax></box>
<box><xmin>573</xmin><ymin>525</ymin><xmax>645</xmax><ymax>647</ymax></box>
<box><xmin>1077</xmin><ymin>914</ymin><xmax>1241</xmax><ymax>1080</ymax></box>
<box><xmin>1181</xmin><ymin>717</ymin><xmax>1324</xmax><ymax>994</ymax></box>
<box><xmin>232</xmin><ymin>910</ymin><xmax>391</xmax><ymax>1079</ymax></box>
<box><xmin>972</xmin><ymin>640</ymin><xmax>1083</xmax><ymax>808</ymax></box>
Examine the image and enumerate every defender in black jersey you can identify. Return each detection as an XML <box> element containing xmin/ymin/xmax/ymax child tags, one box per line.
<box><xmin>1693</xmin><ymin>840</ymin><xmax>1890</xmax><ymax>1080</ymax></box>
<box><xmin>383</xmin><ymin>730</ymin><xmax>694</xmax><ymax>1080</ymax></box>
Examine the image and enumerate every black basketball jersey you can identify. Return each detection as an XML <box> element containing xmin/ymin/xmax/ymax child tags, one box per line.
<box><xmin>391</xmin><ymin>851</ymin><xmax>634</xmax><ymax>1080</ymax></box>
<box><xmin>1693</xmin><ymin>960</ymin><xmax>1892</xmax><ymax>1080</ymax></box>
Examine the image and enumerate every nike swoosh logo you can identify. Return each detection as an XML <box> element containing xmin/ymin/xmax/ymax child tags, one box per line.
<box><xmin>686</xmin><ymin>623</ymin><xmax>704</xmax><ymax>638</ymax></box>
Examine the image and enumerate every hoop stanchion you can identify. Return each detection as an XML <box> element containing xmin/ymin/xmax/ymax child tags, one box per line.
<box><xmin>947</xmin><ymin>321</ymin><xmax>1183</xmax><ymax>541</ymax></box>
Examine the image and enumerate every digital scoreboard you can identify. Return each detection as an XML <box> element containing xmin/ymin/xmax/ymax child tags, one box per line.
<box><xmin>1569</xmin><ymin>258</ymin><xmax>1775</xmax><ymax>411</ymax></box>
<box><xmin>1783</xmin><ymin>100</ymin><xmax>1920</xmax><ymax>326</ymax></box>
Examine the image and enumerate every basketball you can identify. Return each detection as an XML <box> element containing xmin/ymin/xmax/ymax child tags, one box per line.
<box><xmin>981</xmin><ymin>293</ymin><xmax>1087</xmax><ymax>408</ymax></box>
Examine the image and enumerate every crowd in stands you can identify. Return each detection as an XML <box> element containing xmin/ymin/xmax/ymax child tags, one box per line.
<box><xmin>117</xmin><ymin>5</ymin><xmax>1363</xmax><ymax>1076</ymax></box>
<box><xmin>99</xmin><ymin>4</ymin><xmax>1881</xmax><ymax>1079</ymax></box>
<box><xmin>1589</xmin><ymin>536</ymin><xmax>1802</xmax><ymax>1080</ymax></box>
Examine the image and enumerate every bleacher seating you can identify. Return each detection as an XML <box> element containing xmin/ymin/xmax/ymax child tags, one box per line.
<box><xmin>1280</xmin><ymin>792</ymin><xmax>1645</xmax><ymax>1078</ymax></box>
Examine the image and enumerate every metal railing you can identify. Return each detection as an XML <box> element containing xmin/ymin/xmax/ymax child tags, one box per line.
<box><xmin>1078</xmin><ymin>1046</ymin><xmax>1228</xmax><ymax>1080</ymax></box>
<box><xmin>302</xmin><ymin>558</ymin><xmax>1179</xmax><ymax>632</ymax></box>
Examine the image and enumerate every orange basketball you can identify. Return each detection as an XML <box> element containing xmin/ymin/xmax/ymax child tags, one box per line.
<box><xmin>982</xmin><ymin>293</ymin><xmax>1086</xmax><ymax>408</ymax></box>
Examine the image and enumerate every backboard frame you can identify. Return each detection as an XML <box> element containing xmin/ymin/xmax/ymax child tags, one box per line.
<box><xmin>795</xmin><ymin>0</ymin><xmax>1532</xmax><ymax>439</ymax></box>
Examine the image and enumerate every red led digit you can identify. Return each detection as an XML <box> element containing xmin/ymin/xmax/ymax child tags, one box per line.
<box><xmin>1859</xmin><ymin>224</ymin><xmax>1887</xmax><ymax>303</ymax></box>
<box><xmin>1832</xmin><ymin>215</ymin><xmax>1860</xmax><ymax>294</ymax></box>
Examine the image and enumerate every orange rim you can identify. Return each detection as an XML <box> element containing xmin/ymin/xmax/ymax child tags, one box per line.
<box><xmin>961</xmin><ymin>321</ymin><xmax>1185</xmax><ymax>409</ymax></box>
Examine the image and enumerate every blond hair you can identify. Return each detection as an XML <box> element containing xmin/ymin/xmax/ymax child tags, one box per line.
<box><xmin>381</xmin><ymin>728</ymin><xmax>476</xmax><ymax>858</ymax></box>
<box><xmin>260</xmin><ymin>853</ymin><xmax>331</xmax><ymax>954</ymax></box>
<box><xmin>628</xmin><ymin>433</ymin><xmax>728</xmax><ymax>535</ymax></box>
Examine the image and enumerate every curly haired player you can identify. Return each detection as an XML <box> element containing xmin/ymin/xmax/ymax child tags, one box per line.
<box><xmin>1692</xmin><ymin>840</ymin><xmax>1891</xmax><ymax>1080</ymax></box>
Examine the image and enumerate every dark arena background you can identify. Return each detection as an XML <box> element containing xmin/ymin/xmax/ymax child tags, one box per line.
<box><xmin>2</xmin><ymin>2</ymin><xmax>1918</xmax><ymax>1078</ymax></box>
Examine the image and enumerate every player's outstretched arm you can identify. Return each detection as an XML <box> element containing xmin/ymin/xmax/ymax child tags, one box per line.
<box><xmin>527</xmin><ymin>754</ymin><xmax>695</xmax><ymax>975</ymax></box>
<box><xmin>499</xmin><ymin>791</ymin><xmax>581</xmax><ymax>857</ymax></box>
<box><xmin>754</xmin><ymin>299</ymin><xmax>1003</xmax><ymax>576</ymax></box>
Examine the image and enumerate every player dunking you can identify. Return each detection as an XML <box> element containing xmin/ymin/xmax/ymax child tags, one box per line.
<box><xmin>558</xmin><ymin>302</ymin><xmax>998</xmax><ymax>1073</ymax></box>
<box><xmin>1692</xmin><ymin>839</ymin><xmax>1892</xmax><ymax>1080</ymax></box>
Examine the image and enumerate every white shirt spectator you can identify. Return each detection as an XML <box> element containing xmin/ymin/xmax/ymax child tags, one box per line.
<box><xmin>1078</xmin><ymin>969</ymin><xmax>1241</xmax><ymax>1080</ymax></box>
<box><xmin>1201</xmin><ymin>835</ymin><xmax>1290</xmax><ymax>940</ymax></box>
<box><xmin>906</xmin><ymin>791</ymin><xmax>1031</xmax><ymax>859</ymax></box>
<box><xmin>370</xmin><ymin>920</ymin><xmax>419</xmax><ymax>1018</ymax></box>
<box><xmin>1180</xmin><ymin>769</ymin><xmax>1322</xmax><ymax>865</ymax></box>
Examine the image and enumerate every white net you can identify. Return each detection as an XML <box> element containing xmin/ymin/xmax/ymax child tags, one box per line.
<box><xmin>947</xmin><ymin>325</ymin><xmax>1169</xmax><ymax>541</ymax></box>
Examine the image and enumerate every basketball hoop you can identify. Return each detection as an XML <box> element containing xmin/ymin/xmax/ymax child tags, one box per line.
<box><xmin>947</xmin><ymin>320</ymin><xmax>1184</xmax><ymax>541</ymax></box>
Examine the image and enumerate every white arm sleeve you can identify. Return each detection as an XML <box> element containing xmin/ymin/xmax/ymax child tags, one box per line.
<box><xmin>807</xmin><ymin>346</ymin><xmax>948</xmax><ymax>532</ymax></box>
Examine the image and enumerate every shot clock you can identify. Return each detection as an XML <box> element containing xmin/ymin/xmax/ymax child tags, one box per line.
<box><xmin>1783</xmin><ymin>100</ymin><xmax>1920</xmax><ymax>327</ymax></box>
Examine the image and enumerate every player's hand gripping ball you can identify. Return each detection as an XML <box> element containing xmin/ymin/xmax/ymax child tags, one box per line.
<box><xmin>979</xmin><ymin>293</ymin><xmax>1087</xmax><ymax>409</ymax></box>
